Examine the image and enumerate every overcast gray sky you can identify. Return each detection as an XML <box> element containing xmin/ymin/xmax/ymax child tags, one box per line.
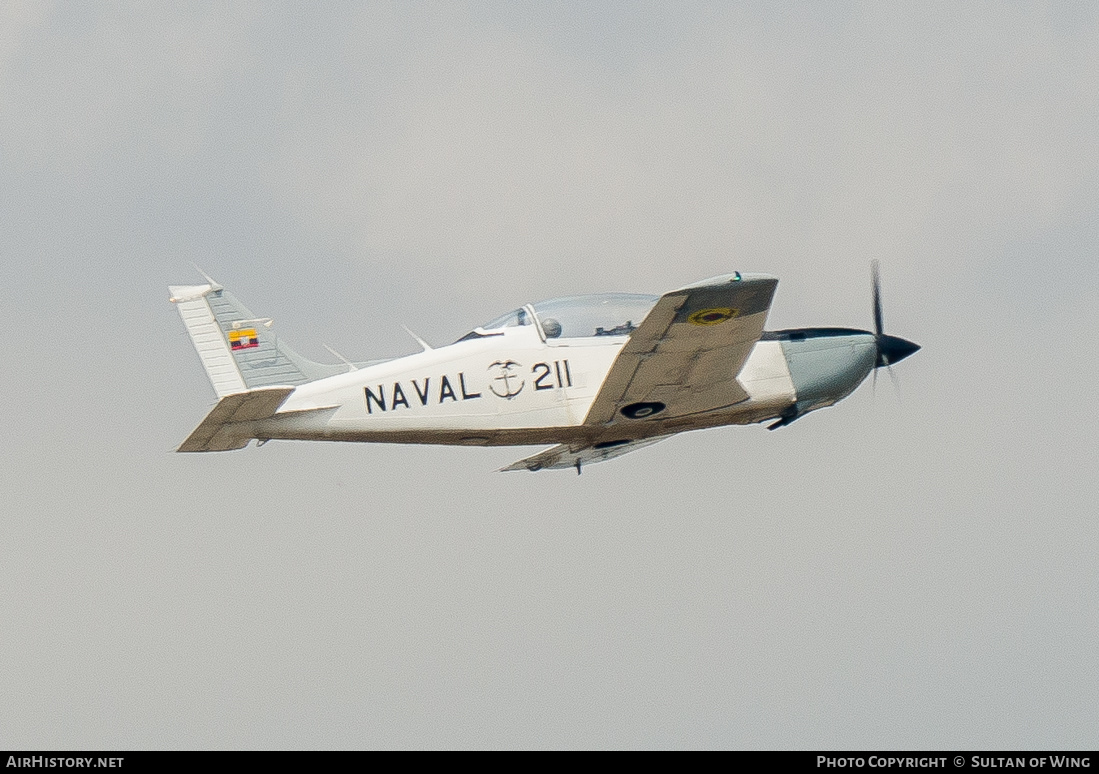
<box><xmin>2</xmin><ymin>1</ymin><xmax>1097</xmax><ymax>749</ymax></box>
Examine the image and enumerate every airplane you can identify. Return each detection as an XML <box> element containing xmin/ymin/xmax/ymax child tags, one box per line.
<box><xmin>168</xmin><ymin>264</ymin><xmax>919</xmax><ymax>473</ymax></box>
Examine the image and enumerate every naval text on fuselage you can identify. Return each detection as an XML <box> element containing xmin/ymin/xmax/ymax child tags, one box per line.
<box><xmin>362</xmin><ymin>360</ymin><xmax>574</xmax><ymax>414</ymax></box>
<box><xmin>817</xmin><ymin>758</ymin><xmax>1091</xmax><ymax>769</ymax></box>
<box><xmin>6</xmin><ymin>759</ymin><xmax>122</xmax><ymax>768</ymax></box>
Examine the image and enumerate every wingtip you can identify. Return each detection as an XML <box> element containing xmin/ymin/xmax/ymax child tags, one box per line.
<box><xmin>676</xmin><ymin>272</ymin><xmax>778</xmax><ymax>291</ymax></box>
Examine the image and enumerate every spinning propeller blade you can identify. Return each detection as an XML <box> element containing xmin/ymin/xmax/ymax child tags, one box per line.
<box><xmin>872</xmin><ymin>259</ymin><xmax>884</xmax><ymax>340</ymax></box>
<box><xmin>870</xmin><ymin>260</ymin><xmax>920</xmax><ymax>371</ymax></box>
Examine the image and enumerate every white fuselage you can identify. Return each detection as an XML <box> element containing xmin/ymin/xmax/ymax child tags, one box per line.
<box><xmin>257</xmin><ymin>324</ymin><xmax>802</xmax><ymax>447</ymax></box>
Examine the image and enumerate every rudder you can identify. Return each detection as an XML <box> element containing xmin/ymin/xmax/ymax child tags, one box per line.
<box><xmin>169</xmin><ymin>277</ymin><xmax>346</xmax><ymax>398</ymax></box>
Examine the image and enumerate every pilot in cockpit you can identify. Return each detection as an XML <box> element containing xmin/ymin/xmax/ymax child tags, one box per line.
<box><xmin>541</xmin><ymin>318</ymin><xmax>562</xmax><ymax>338</ymax></box>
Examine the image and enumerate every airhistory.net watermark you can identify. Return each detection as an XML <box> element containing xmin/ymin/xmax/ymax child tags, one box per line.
<box><xmin>6</xmin><ymin>759</ymin><xmax>122</xmax><ymax>768</ymax></box>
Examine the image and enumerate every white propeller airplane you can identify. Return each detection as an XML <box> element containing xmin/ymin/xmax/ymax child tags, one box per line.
<box><xmin>169</xmin><ymin>265</ymin><xmax>918</xmax><ymax>473</ymax></box>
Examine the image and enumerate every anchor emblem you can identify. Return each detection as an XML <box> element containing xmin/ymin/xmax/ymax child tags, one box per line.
<box><xmin>488</xmin><ymin>360</ymin><xmax>525</xmax><ymax>399</ymax></box>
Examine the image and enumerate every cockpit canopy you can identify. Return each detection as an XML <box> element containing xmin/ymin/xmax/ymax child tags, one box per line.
<box><xmin>458</xmin><ymin>293</ymin><xmax>659</xmax><ymax>342</ymax></box>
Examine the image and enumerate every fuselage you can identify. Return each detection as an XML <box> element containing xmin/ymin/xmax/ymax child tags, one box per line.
<box><xmin>254</xmin><ymin>325</ymin><xmax>879</xmax><ymax>447</ymax></box>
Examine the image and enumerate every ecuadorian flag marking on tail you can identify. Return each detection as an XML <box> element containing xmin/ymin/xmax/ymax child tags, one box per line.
<box><xmin>228</xmin><ymin>328</ymin><xmax>259</xmax><ymax>350</ymax></box>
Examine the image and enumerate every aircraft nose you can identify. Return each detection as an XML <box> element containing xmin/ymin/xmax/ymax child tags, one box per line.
<box><xmin>877</xmin><ymin>334</ymin><xmax>920</xmax><ymax>367</ymax></box>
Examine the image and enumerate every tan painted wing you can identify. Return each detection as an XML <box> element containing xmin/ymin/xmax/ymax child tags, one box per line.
<box><xmin>583</xmin><ymin>273</ymin><xmax>778</xmax><ymax>427</ymax></box>
<box><xmin>499</xmin><ymin>436</ymin><xmax>672</xmax><ymax>472</ymax></box>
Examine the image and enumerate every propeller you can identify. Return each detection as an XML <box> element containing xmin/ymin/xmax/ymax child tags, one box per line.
<box><xmin>870</xmin><ymin>260</ymin><xmax>920</xmax><ymax>374</ymax></box>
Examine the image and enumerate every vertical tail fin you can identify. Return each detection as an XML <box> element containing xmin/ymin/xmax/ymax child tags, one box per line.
<box><xmin>169</xmin><ymin>278</ymin><xmax>346</xmax><ymax>398</ymax></box>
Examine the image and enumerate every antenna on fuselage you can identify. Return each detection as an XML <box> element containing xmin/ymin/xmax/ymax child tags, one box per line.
<box><xmin>323</xmin><ymin>344</ymin><xmax>357</xmax><ymax>371</ymax></box>
<box><xmin>191</xmin><ymin>264</ymin><xmax>222</xmax><ymax>291</ymax></box>
<box><xmin>402</xmin><ymin>326</ymin><xmax>433</xmax><ymax>352</ymax></box>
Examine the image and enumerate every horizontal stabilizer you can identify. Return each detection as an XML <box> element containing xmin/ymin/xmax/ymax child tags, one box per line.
<box><xmin>500</xmin><ymin>436</ymin><xmax>671</xmax><ymax>472</ymax></box>
<box><xmin>177</xmin><ymin>386</ymin><xmax>295</xmax><ymax>452</ymax></box>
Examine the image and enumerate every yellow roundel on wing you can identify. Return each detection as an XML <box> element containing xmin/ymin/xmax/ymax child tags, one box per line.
<box><xmin>688</xmin><ymin>307</ymin><xmax>738</xmax><ymax>326</ymax></box>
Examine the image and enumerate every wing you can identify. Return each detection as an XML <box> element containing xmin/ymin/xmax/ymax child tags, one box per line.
<box><xmin>583</xmin><ymin>273</ymin><xmax>778</xmax><ymax>427</ymax></box>
<box><xmin>499</xmin><ymin>436</ymin><xmax>672</xmax><ymax>472</ymax></box>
